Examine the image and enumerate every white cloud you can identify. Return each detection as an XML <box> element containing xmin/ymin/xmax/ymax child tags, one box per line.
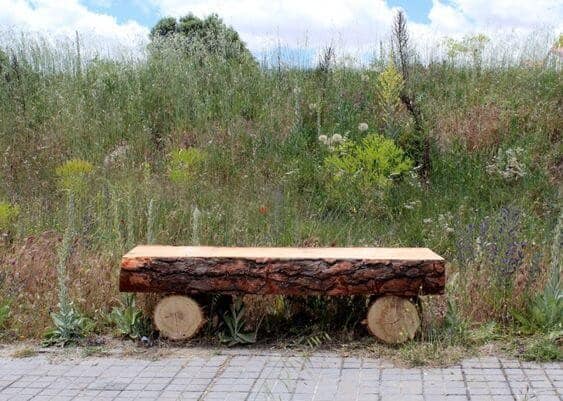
<box><xmin>0</xmin><ymin>0</ymin><xmax>560</xmax><ymax>61</ymax></box>
<box><xmin>149</xmin><ymin>0</ymin><xmax>561</xmax><ymax>62</ymax></box>
<box><xmin>150</xmin><ymin>0</ymin><xmax>400</xmax><ymax>55</ymax></box>
<box><xmin>0</xmin><ymin>0</ymin><xmax>149</xmax><ymax>57</ymax></box>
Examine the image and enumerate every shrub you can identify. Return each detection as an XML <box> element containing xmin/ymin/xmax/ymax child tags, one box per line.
<box><xmin>55</xmin><ymin>159</ymin><xmax>94</xmax><ymax>193</ymax></box>
<box><xmin>0</xmin><ymin>202</ymin><xmax>19</xmax><ymax>242</ymax></box>
<box><xmin>323</xmin><ymin>134</ymin><xmax>413</xmax><ymax>210</ymax></box>
<box><xmin>168</xmin><ymin>148</ymin><xmax>206</xmax><ymax>184</ymax></box>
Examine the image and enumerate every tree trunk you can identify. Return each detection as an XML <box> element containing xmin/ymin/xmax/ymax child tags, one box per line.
<box><xmin>366</xmin><ymin>295</ymin><xmax>420</xmax><ymax>344</ymax></box>
<box><xmin>119</xmin><ymin>246</ymin><xmax>445</xmax><ymax>297</ymax></box>
<box><xmin>153</xmin><ymin>295</ymin><xmax>204</xmax><ymax>340</ymax></box>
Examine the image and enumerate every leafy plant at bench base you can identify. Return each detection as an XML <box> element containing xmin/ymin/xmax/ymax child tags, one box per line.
<box><xmin>219</xmin><ymin>298</ymin><xmax>259</xmax><ymax>346</ymax></box>
<box><xmin>109</xmin><ymin>293</ymin><xmax>152</xmax><ymax>340</ymax></box>
<box><xmin>43</xmin><ymin>304</ymin><xmax>92</xmax><ymax>347</ymax></box>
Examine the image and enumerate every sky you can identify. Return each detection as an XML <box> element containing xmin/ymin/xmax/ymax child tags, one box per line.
<box><xmin>0</xmin><ymin>0</ymin><xmax>561</xmax><ymax>62</ymax></box>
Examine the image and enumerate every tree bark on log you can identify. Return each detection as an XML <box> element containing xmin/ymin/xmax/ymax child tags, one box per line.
<box><xmin>119</xmin><ymin>246</ymin><xmax>445</xmax><ymax>297</ymax></box>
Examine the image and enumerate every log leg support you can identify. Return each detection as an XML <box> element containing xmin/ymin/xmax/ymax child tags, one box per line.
<box><xmin>153</xmin><ymin>295</ymin><xmax>205</xmax><ymax>340</ymax></box>
<box><xmin>366</xmin><ymin>295</ymin><xmax>421</xmax><ymax>344</ymax></box>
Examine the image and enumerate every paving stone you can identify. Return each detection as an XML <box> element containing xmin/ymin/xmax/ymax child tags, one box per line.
<box><xmin>0</xmin><ymin>353</ymin><xmax>559</xmax><ymax>400</ymax></box>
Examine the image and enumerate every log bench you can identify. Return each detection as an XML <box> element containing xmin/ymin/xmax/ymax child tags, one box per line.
<box><xmin>119</xmin><ymin>246</ymin><xmax>445</xmax><ymax>344</ymax></box>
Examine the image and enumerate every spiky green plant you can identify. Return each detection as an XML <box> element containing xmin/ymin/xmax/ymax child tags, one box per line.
<box><xmin>218</xmin><ymin>298</ymin><xmax>259</xmax><ymax>346</ymax></box>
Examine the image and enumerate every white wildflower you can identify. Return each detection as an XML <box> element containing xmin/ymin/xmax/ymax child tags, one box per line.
<box><xmin>318</xmin><ymin>135</ymin><xmax>328</xmax><ymax>145</ymax></box>
<box><xmin>358</xmin><ymin>122</ymin><xmax>369</xmax><ymax>132</ymax></box>
<box><xmin>331</xmin><ymin>134</ymin><xmax>344</xmax><ymax>144</ymax></box>
<box><xmin>423</xmin><ymin>218</ymin><xmax>433</xmax><ymax>224</ymax></box>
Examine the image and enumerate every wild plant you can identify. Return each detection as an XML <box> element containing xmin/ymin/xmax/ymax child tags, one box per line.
<box><xmin>377</xmin><ymin>59</ymin><xmax>403</xmax><ymax>138</ymax></box>
<box><xmin>108</xmin><ymin>293</ymin><xmax>152</xmax><ymax>340</ymax></box>
<box><xmin>0</xmin><ymin>299</ymin><xmax>10</xmax><ymax>330</ymax></box>
<box><xmin>445</xmin><ymin>34</ymin><xmax>490</xmax><ymax>69</ymax></box>
<box><xmin>323</xmin><ymin>134</ymin><xmax>413</xmax><ymax>211</ymax></box>
<box><xmin>44</xmin><ymin>161</ymin><xmax>93</xmax><ymax>347</ymax></box>
<box><xmin>0</xmin><ymin>201</ymin><xmax>19</xmax><ymax>244</ymax></box>
<box><xmin>168</xmin><ymin>147</ymin><xmax>206</xmax><ymax>184</ymax></box>
<box><xmin>192</xmin><ymin>206</ymin><xmax>201</xmax><ymax>245</ymax></box>
<box><xmin>218</xmin><ymin>298</ymin><xmax>260</xmax><ymax>346</ymax></box>
<box><xmin>513</xmin><ymin>209</ymin><xmax>562</xmax><ymax>334</ymax></box>
<box><xmin>486</xmin><ymin>147</ymin><xmax>528</xmax><ymax>181</ymax></box>
<box><xmin>455</xmin><ymin>207</ymin><xmax>529</xmax><ymax>322</ymax></box>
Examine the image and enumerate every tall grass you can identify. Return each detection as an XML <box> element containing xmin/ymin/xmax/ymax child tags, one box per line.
<box><xmin>0</xmin><ymin>33</ymin><xmax>561</xmax><ymax>343</ymax></box>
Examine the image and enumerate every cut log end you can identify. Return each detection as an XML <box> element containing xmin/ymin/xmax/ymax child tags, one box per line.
<box><xmin>367</xmin><ymin>295</ymin><xmax>420</xmax><ymax>344</ymax></box>
<box><xmin>153</xmin><ymin>295</ymin><xmax>204</xmax><ymax>340</ymax></box>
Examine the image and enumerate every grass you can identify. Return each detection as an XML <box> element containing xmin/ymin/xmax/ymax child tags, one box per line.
<box><xmin>10</xmin><ymin>347</ymin><xmax>37</xmax><ymax>358</ymax></box>
<box><xmin>0</xmin><ymin>31</ymin><xmax>561</xmax><ymax>362</ymax></box>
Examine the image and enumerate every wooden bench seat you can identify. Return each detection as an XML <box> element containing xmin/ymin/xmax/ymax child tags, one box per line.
<box><xmin>119</xmin><ymin>246</ymin><xmax>445</xmax><ymax>344</ymax></box>
<box><xmin>119</xmin><ymin>246</ymin><xmax>445</xmax><ymax>296</ymax></box>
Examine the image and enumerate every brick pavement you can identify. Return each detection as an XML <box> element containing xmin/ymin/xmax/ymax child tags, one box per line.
<box><xmin>0</xmin><ymin>352</ymin><xmax>560</xmax><ymax>401</ymax></box>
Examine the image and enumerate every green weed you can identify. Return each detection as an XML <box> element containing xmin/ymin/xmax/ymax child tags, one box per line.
<box><xmin>108</xmin><ymin>294</ymin><xmax>152</xmax><ymax>340</ymax></box>
<box><xmin>219</xmin><ymin>298</ymin><xmax>260</xmax><ymax>346</ymax></box>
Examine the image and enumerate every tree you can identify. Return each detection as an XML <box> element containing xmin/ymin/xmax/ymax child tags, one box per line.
<box><xmin>150</xmin><ymin>14</ymin><xmax>254</xmax><ymax>63</ymax></box>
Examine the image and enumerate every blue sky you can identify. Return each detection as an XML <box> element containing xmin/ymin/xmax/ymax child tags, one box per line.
<box><xmin>83</xmin><ymin>0</ymin><xmax>160</xmax><ymax>27</ymax></box>
<box><xmin>0</xmin><ymin>0</ymin><xmax>561</xmax><ymax>59</ymax></box>
<box><xmin>387</xmin><ymin>1</ymin><xmax>432</xmax><ymax>23</ymax></box>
